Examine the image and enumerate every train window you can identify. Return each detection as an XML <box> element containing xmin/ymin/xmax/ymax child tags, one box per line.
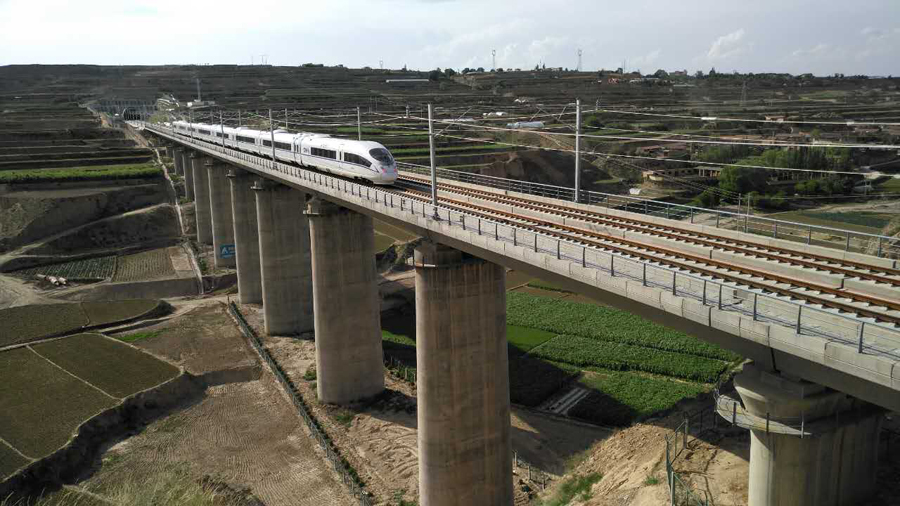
<box><xmin>237</xmin><ymin>136</ymin><xmax>255</xmax><ymax>144</ymax></box>
<box><xmin>275</xmin><ymin>141</ymin><xmax>291</xmax><ymax>150</ymax></box>
<box><xmin>369</xmin><ymin>148</ymin><xmax>393</xmax><ymax>164</ymax></box>
<box><xmin>311</xmin><ymin>148</ymin><xmax>337</xmax><ymax>159</ymax></box>
<box><xmin>262</xmin><ymin>140</ymin><xmax>272</xmax><ymax>147</ymax></box>
<box><xmin>199</xmin><ymin>129</ymin><xmax>210</xmax><ymax>135</ymax></box>
<box><xmin>344</xmin><ymin>153</ymin><xmax>371</xmax><ymax>167</ymax></box>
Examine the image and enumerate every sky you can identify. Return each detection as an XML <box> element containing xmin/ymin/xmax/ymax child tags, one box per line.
<box><xmin>1</xmin><ymin>0</ymin><xmax>898</xmax><ymax>76</ymax></box>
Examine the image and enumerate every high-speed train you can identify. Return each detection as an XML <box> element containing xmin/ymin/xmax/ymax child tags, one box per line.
<box><xmin>171</xmin><ymin>120</ymin><xmax>397</xmax><ymax>185</ymax></box>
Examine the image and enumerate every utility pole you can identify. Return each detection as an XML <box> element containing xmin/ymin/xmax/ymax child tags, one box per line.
<box><xmin>189</xmin><ymin>109</ymin><xmax>194</xmax><ymax>142</ymax></box>
<box><xmin>577</xmin><ymin>49</ymin><xmax>583</xmax><ymax>72</ymax></box>
<box><xmin>357</xmin><ymin>106</ymin><xmax>362</xmax><ymax>140</ymax></box>
<box><xmin>285</xmin><ymin>108</ymin><xmax>288</xmax><ymax>129</ymax></box>
<box><xmin>238</xmin><ymin>109</ymin><xmax>242</xmax><ymax>127</ymax></box>
<box><xmin>195</xmin><ymin>78</ymin><xmax>202</xmax><ymax>102</ymax></box>
<box><xmin>268</xmin><ymin>109</ymin><xmax>276</xmax><ymax>162</ymax></box>
<box><xmin>428</xmin><ymin>104</ymin><xmax>439</xmax><ymax>217</ymax></box>
<box><xmin>220</xmin><ymin>111</ymin><xmax>225</xmax><ymax>148</ymax></box>
<box><xmin>492</xmin><ymin>49</ymin><xmax>497</xmax><ymax>71</ymax></box>
<box><xmin>574</xmin><ymin>98</ymin><xmax>582</xmax><ymax>202</ymax></box>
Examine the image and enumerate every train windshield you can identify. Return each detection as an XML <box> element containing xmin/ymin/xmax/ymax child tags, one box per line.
<box><xmin>369</xmin><ymin>148</ymin><xmax>394</xmax><ymax>164</ymax></box>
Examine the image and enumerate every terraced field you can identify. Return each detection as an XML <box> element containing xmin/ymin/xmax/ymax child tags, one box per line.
<box><xmin>14</xmin><ymin>255</ymin><xmax>117</xmax><ymax>281</ymax></box>
<box><xmin>0</xmin><ymin>333</ymin><xmax>180</xmax><ymax>477</ymax></box>
<box><xmin>0</xmin><ymin>300</ymin><xmax>165</xmax><ymax>347</ymax></box>
<box><xmin>0</xmin><ymin>346</ymin><xmax>118</xmax><ymax>460</ymax></box>
<box><xmin>112</xmin><ymin>248</ymin><xmax>176</xmax><ymax>282</ymax></box>
<box><xmin>32</xmin><ymin>333</ymin><xmax>179</xmax><ymax>398</ymax></box>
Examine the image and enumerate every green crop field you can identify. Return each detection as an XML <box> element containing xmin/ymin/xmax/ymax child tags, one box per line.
<box><xmin>529</xmin><ymin>335</ymin><xmax>728</xmax><ymax>383</ymax></box>
<box><xmin>0</xmin><ymin>347</ymin><xmax>117</xmax><ymax>458</ymax></box>
<box><xmin>14</xmin><ymin>255</ymin><xmax>117</xmax><ymax>281</ymax></box>
<box><xmin>507</xmin><ymin>325</ymin><xmax>555</xmax><ymax>353</ymax></box>
<box><xmin>568</xmin><ymin>370</ymin><xmax>707</xmax><ymax>427</ymax></box>
<box><xmin>112</xmin><ymin>249</ymin><xmax>175</xmax><ymax>282</ymax></box>
<box><xmin>0</xmin><ymin>303</ymin><xmax>89</xmax><ymax>348</ymax></box>
<box><xmin>32</xmin><ymin>333</ymin><xmax>179</xmax><ymax>399</ymax></box>
<box><xmin>81</xmin><ymin>299</ymin><xmax>161</xmax><ymax>326</ymax></box>
<box><xmin>0</xmin><ymin>163</ymin><xmax>162</xmax><ymax>184</ymax></box>
<box><xmin>507</xmin><ymin>291</ymin><xmax>739</xmax><ymax>361</ymax></box>
<box><xmin>0</xmin><ymin>439</ymin><xmax>30</xmax><ymax>479</ymax></box>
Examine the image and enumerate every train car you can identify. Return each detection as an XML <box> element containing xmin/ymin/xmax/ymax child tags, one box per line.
<box><xmin>174</xmin><ymin>121</ymin><xmax>397</xmax><ymax>185</ymax></box>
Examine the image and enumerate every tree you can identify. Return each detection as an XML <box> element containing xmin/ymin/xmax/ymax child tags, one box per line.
<box><xmin>709</xmin><ymin>67</ymin><xmax>717</xmax><ymax>77</ymax></box>
<box><xmin>718</xmin><ymin>166</ymin><xmax>768</xmax><ymax>194</ymax></box>
<box><xmin>694</xmin><ymin>188</ymin><xmax>720</xmax><ymax>208</ymax></box>
<box><xmin>444</xmin><ymin>68</ymin><xmax>457</xmax><ymax>77</ymax></box>
<box><xmin>428</xmin><ymin>69</ymin><xmax>441</xmax><ymax>81</ymax></box>
<box><xmin>476</xmin><ymin>67</ymin><xmax>485</xmax><ymax>72</ymax></box>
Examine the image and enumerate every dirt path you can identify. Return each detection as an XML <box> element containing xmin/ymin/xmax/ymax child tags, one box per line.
<box><xmin>0</xmin><ymin>273</ymin><xmax>55</xmax><ymax>309</ymax></box>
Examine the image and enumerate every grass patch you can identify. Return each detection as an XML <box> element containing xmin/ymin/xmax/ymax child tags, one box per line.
<box><xmin>525</xmin><ymin>280</ymin><xmax>572</xmax><ymax>293</ymax></box>
<box><xmin>0</xmin><ymin>163</ymin><xmax>162</xmax><ymax>184</ymax></box>
<box><xmin>570</xmin><ymin>369</ymin><xmax>706</xmax><ymax>426</ymax></box>
<box><xmin>333</xmin><ymin>410</ymin><xmax>355</xmax><ymax>427</ymax></box>
<box><xmin>0</xmin><ymin>347</ymin><xmax>117</xmax><ymax>458</ymax></box>
<box><xmin>530</xmin><ymin>335</ymin><xmax>728</xmax><ymax>383</ymax></box>
<box><xmin>303</xmin><ymin>364</ymin><xmax>317</xmax><ymax>381</ymax></box>
<box><xmin>645</xmin><ymin>475</ymin><xmax>660</xmax><ymax>486</ymax></box>
<box><xmin>32</xmin><ymin>333</ymin><xmax>179</xmax><ymax>399</ymax></box>
<box><xmin>541</xmin><ymin>472</ymin><xmax>603</xmax><ymax>506</ymax></box>
<box><xmin>507</xmin><ymin>325</ymin><xmax>555</xmax><ymax>353</ymax></box>
<box><xmin>507</xmin><ymin>291</ymin><xmax>739</xmax><ymax>361</ymax></box>
<box><xmin>0</xmin><ymin>304</ymin><xmax>89</xmax><ymax>348</ymax></box>
<box><xmin>771</xmin><ymin>210</ymin><xmax>890</xmax><ymax>234</ymax></box>
<box><xmin>116</xmin><ymin>330</ymin><xmax>163</xmax><ymax>343</ymax></box>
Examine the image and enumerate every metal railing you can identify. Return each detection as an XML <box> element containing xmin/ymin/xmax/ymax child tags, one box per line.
<box><xmin>148</xmin><ymin>125</ymin><xmax>900</xmax><ymax>375</ymax></box>
<box><xmin>397</xmin><ymin>163</ymin><xmax>900</xmax><ymax>260</ymax></box>
<box><xmin>228</xmin><ymin>302</ymin><xmax>373</xmax><ymax>506</ymax></box>
<box><xmin>665</xmin><ymin>417</ymin><xmax>711</xmax><ymax>506</ymax></box>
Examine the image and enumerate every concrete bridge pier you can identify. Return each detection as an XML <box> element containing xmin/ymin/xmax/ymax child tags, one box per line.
<box><xmin>182</xmin><ymin>150</ymin><xmax>194</xmax><ymax>198</ymax></box>
<box><xmin>191</xmin><ymin>154</ymin><xmax>213</xmax><ymax>245</ymax></box>
<box><xmin>172</xmin><ymin>147</ymin><xmax>184</xmax><ymax>177</ymax></box>
<box><xmin>254</xmin><ymin>181</ymin><xmax>313</xmax><ymax>336</ymax></box>
<box><xmin>306</xmin><ymin>197</ymin><xmax>384</xmax><ymax>405</ymax></box>
<box><xmin>207</xmin><ymin>161</ymin><xmax>236</xmax><ymax>269</ymax></box>
<box><xmin>733</xmin><ymin>363</ymin><xmax>884</xmax><ymax>506</ymax></box>
<box><xmin>413</xmin><ymin>242</ymin><xmax>513</xmax><ymax>506</ymax></box>
<box><xmin>228</xmin><ymin>168</ymin><xmax>262</xmax><ymax>304</ymax></box>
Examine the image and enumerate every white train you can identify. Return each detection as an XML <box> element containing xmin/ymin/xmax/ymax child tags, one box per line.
<box><xmin>171</xmin><ymin>120</ymin><xmax>397</xmax><ymax>185</ymax></box>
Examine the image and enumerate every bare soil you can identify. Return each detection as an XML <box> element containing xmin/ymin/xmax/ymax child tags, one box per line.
<box><xmin>78</xmin><ymin>301</ymin><xmax>355</xmax><ymax>506</ymax></box>
<box><xmin>240</xmin><ymin>304</ymin><xmax>610</xmax><ymax>505</ymax></box>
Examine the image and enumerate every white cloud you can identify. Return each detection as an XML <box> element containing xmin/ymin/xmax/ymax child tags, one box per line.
<box><xmin>707</xmin><ymin>29</ymin><xmax>747</xmax><ymax>60</ymax></box>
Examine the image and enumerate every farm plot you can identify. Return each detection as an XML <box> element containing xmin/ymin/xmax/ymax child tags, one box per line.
<box><xmin>0</xmin><ymin>439</ymin><xmax>30</xmax><ymax>479</ymax></box>
<box><xmin>506</xmin><ymin>291</ymin><xmax>739</xmax><ymax>361</ymax></box>
<box><xmin>112</xmin><ymin>248</ymin><xmax>175</xmax><ymax>282</ymax></box>
<box><xmin>14</xmin><ymin>255</ymin><xmax>117</xmax><ymax>281</ymax></box>
<box><xmin>528</xmin><ymin>335</ymin><xmax>728</xmax><ymax>383</ymax></box>
<box><xmin>0</xmin><ymin>347</ymin><xmax>117</xmax><ymax>458</ymax></box>
<box><xmin>568</xmin><ymin>370</ymin><xmax>707</xmax><ymax>427</ymax></box>
<box><xmin>0</xmin><ymin>303</ymin><xmax>89</xmax><ymax>348</ymax></box>
<box><xmin>81</xmin><ymin>299</ymin><xmax>163</xmax><ymax>326</ymax></box>
<box><xmin>32</xmin><ymin>333</ymin><xmax>179</xmax><ymax>399</ymax></box>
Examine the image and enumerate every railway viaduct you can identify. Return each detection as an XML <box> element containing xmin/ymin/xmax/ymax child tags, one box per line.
<box><xmin>151</xmin><ymin>123</ymin><xmax>900</xmax><ymax>506</ymax></box>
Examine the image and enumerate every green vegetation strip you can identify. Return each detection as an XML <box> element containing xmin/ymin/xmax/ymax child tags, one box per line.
<box><xmin>569</xmin><ymin>370</ymin><xmax>706</xmax><ymax>427</ymax></box>
<box><xmin>32</xmin><ymin>333</ymin><xmax>179</xmax><ymax>399</ymax></box>
<box><xmin>0</xmin><ymin>304</ymin><xmax>89</xmax><ymax>348</ymax></box>
<box><xmin>0</xmin><ymin>163</ymin><xmax>161</xmax><ymax>184</ymax></box>
<box><xmin>0</xmin><ymin>347</ymin><xmax>117</xmax><ymax>458</ymax></box>
<box><xmin>0</xmin><ymin>439</ymin><xmax>31</xmax><ymax>479</ymax></box>
<box><xmin>507</xmin><ymin>291</ymin><xmax>739</xmax><ymax>361</ymax></box>
<box><xmin>529</xmin><ymin>335</ymin><xmax>727</xmax><ymax>383</ymax></box>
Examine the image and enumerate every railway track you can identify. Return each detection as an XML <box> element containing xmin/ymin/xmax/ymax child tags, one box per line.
<box><xmin>400</xmin><ymin>173</ymin><xmax>900</xmax><ymax>286</ymax></box>
<box><xmin>386</xmin><ymin>181</ymin><xmax>900</xmax><ymax>326</ymax></box>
